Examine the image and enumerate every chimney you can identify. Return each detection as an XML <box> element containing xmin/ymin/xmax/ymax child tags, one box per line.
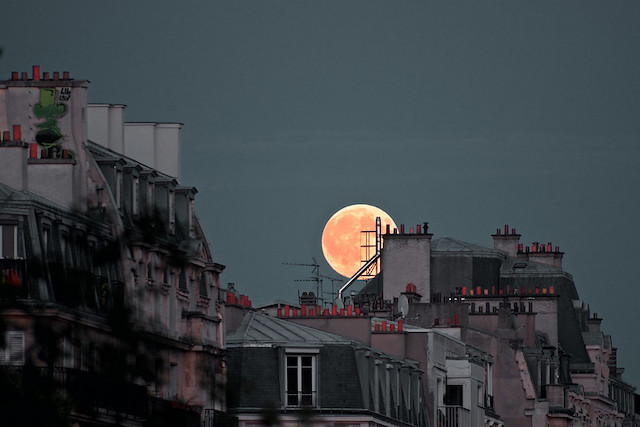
<box><xmin>492</xmin><ymin>224</ymin><xmax>521</xmax><ymax>258</ymax></box>
<box><xmin>527</xmin><ymin>241</ymin><xmax>564</xmax><ymax>270</ymax></box>
<box><xmin>382</xmin><ymin>222</ymin><xmax>432</xmax><ymax>300</ymax></box>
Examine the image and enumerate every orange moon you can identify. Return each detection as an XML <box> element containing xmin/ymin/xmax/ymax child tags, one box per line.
<box><xmin>321</xmin><ymin>204</ymin><xmax>397</xmax><ymax>278</ymax></box>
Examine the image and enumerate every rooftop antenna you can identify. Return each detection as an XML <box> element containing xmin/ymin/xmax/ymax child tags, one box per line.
<box><xmin>338</xmin><ymin>216</ymin><xmax>381</xmax><ymax>301</ymax></box>
<box><xmin>283</xmin><ymin>258</ymin><xmax>324</xmax><ymax>306</ymax></box>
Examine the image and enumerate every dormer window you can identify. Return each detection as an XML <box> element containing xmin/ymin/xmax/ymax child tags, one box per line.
<box><xmin>168</xmin><ymin>190</ymin><xmax>175</xmax><ymax>234</ymax></box>
<box><xmin>147</xmin><ymin>181</ymin><xmax>154</xmax><ymax>212</ymax></box>
<box><xmin>285</xmin><ymin>349</ymin><xmax>318</xmax><ymax>407</ymax></box>
<box><xmin>188</xmin><ymin>198</ymin><xmax>195</xmax><ymax>239</ymax></box>
<box><xmin>0</xmin><ymin>223</ymin><xmax>21</xmax><ymax>259</ymax></box>
<box><xmin>132</xmin><ymin>177</ymin><xmax>139</xmax><ymax>216</ymax></box>
<box><xmin>115</xmin><ymin>168</ymin><xmax>123</xmax><ymax>209</ymax></box>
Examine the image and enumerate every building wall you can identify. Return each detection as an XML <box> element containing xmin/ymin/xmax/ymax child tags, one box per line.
<box><xmin>382</xmin><ymin>233</ymin><xmax>431</xmax><ymax>301</ymax></box>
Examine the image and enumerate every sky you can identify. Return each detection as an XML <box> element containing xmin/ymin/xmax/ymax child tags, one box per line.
<box><xmin>2</xmin><ymin>0</ymin><xmax>639</xmax><ymax>386</ymax></box>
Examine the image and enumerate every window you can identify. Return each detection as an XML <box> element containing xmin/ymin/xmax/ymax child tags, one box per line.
<box><xmin>115</xmin><ymin>168</ymin><xmax>123</xmax><ymax>209</ymax></box>
<box><xmin>132</xmin><ymin>177</ymin><xmax>140</xmax><ymax>216</ymax></box>
<box><xmin>147</xmin><ymin>181</ymin><xmax>154</xmax><ymax>211</ymax></box>
<box><xmin>286</xmin><ymin>353</ymin><xmax>317</xmax><ymax>407</ymax></box>
<box><xmin>444</xmin><ymin>384</ymin><xmax>463</xmax><ymax>406</ymax></box>
<box><xmin>168</xmin><ymin>190</ymin><xmax>175</xmax><ymax>234</ymax></box>
<box><xmin>188</xmin><ymin>198</ymin><xmax>195</xmax><ymax>238</ymax></box>
<box><xmin>0</xmin><ymin>224</ymin><xmax>20</xmax><ymax>259</ymax></box>
<box><xmin>0</xmin><ymin>331</ymin><xmax>25</xmax><ymax>365</ymax></box>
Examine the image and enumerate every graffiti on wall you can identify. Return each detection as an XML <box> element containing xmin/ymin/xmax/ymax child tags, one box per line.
<box><xmin>33</xmin><ymin>88</ymin><xmax>71</xmax><ymax>159</ymax></box>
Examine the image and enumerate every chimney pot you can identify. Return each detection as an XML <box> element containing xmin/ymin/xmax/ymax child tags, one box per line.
<box><xmin>21</xmin><ymin>72</ymin><xmax>28</xmax><ymax>80</ymax></box>
<box><xmin>63</xmin><ymin>71</ymin><xmax>70</xmax><ymax>79</ymax></box>
<box><xmin>504</xmin><ymin>224</ymin><xmax>509</xmax><ymax>234</ymax></box>
<box><xmin>11</xmin><ymin>72</ymin><xmax>18</xmax><ymax>80</ymax></box>
<box><xmin>12</xmin><ymin>125</ymin><xmax>21</xmax><ymax>141</ymax></box>
<box><xmin>53</xmin><ymin>71</ymin><xmax>60</xmax><ymax>80</ymax></box>
<box><xmin>32</xmin><ymin>65</ymin><xmax>40</xmax><ymax>81</ymax></box>
<box><xmin>43</xmin><ymin>72</ymin><xmax>50</xmax><ymax>80</ymax></box>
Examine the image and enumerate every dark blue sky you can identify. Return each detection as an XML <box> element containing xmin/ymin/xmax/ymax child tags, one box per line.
<box><xmin>3</xmin><ymin>0</ymin><xmax>639</xmax><ymax>386</ymax></box>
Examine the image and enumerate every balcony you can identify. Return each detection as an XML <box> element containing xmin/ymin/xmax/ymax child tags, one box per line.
<box><xmin>438</xmin><ymin>405</ymin><xmax>471</xmax><ymax>427</ymax></box>
<box><xmin>0</xmin><ymin>258</ymin><xmax>29</xmax><ymax>299</ymax></box>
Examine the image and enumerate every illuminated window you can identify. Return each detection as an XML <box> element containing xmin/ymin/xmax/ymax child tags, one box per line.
<box><xmin>285</xmin><ymin>352</ymin><xmax>317</xmax><ymax>407</ymax></box>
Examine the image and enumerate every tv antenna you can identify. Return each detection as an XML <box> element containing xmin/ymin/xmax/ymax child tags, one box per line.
<box><xmin>283</xmin><ymin>258</ymin><xmax>327</xmax><ymax>306</ymax></box>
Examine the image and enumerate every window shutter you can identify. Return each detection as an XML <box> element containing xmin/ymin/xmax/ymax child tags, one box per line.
<box><xmin>8</xmin><ymin>332</ymin><xmax>24</xmax><ymax>365</ymax></box>
<box><xmin>0</xmin><ymin>334</ymin><xmax>6</xmax><ymax>365</ymax></box>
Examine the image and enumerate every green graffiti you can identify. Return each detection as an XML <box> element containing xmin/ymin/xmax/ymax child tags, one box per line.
<box><xmin>34</xmin><ymin>88</ymin><xmax>68</xmax><ymax>156</ymax></box>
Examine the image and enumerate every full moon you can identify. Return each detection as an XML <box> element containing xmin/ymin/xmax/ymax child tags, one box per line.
<box><xmin>322</xmin><ymin>204</ymin><xmax>397</xmax><ymax>278</ymax></box>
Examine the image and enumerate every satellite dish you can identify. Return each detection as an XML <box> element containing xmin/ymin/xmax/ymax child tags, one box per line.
<box><xmin>398</xmin><ymin>294</ymin><xmax>409</xmax><ymax>318</ymax></box>
<box><xmin>334</xmin><ymin>297</ymin><xmax>344</xmax><ymax>310</ymax></box>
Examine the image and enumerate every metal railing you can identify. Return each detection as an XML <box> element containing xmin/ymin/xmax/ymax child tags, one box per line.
<box><xmin>438</xmin><ymin>405</ymin><xmax>471</xmax><ymax>427</ymax></box>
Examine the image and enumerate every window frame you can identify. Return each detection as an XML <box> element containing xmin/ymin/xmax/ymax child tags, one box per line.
<box><xmin>284</xmin><ymin>348</ymin><xmax>318</xmax><ymax>408</ymax></box>
<box><xmin>0</xmin><ymin>222</ymin><xmax>21</xmax><ymax>259</ymax></box>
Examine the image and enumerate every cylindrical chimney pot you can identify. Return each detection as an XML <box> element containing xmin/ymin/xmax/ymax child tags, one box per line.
<box><xmin>63</xmin><ymin>71</ymin><xmax>70</xmax><ymax>79</ymax></box>
<box><xmin>400</xmin><ymin>224</ymin><xmax>405</xmax><ymax>234</ymax></box>
<box><xmin>53</xmin><ymin>71</ymin><xmax>60</xmax><ymax>80</ymax></box>
<box><xmin>21</xmin><ymin>72</ymin><xmax>28</xmax><ymax>80</ymax></box>
<box><xmin>33</xmin><ymin>65</ymin><xmax>40</xmax><ymax>81</ymax></box>
<box><xmin>11</xmin><ymin>72</ymin><xmax>19</xmax><ymax>80</ymax></box>
<box><xmin>12</xmin><ymin>125</ymin><xmax>21</xmax><ymax>141</ymax></box>
<box><xmin>43</xmin><ymin>72</ymin><xmax>50</xmax><ymax>80</ymax></box>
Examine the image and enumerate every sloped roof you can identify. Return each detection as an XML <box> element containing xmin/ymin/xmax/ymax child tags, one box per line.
<box><xmin>500</xmin><ymin>257</ymin><xmax>570</xmax><ymax>275</ymax></box>
<box><xmin>431</xmin><ymin>237</ymin><xmax>501</xmax><ymax>255</ymax></box>
<box><xmin>227</xmin><ymin>311</ymin><xmax>353</xmax><ymax>348</ymax></box>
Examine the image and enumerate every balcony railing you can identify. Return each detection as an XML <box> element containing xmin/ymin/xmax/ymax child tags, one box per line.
<box><xmin>286</xmin><ymin>391</ymin><xmax>317</xmax><ymax>407</ymax></box>
<box><xmin>438</xmin><ymin>405</ymin><xmax>471</xmax><ymax>427</ymax></box>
